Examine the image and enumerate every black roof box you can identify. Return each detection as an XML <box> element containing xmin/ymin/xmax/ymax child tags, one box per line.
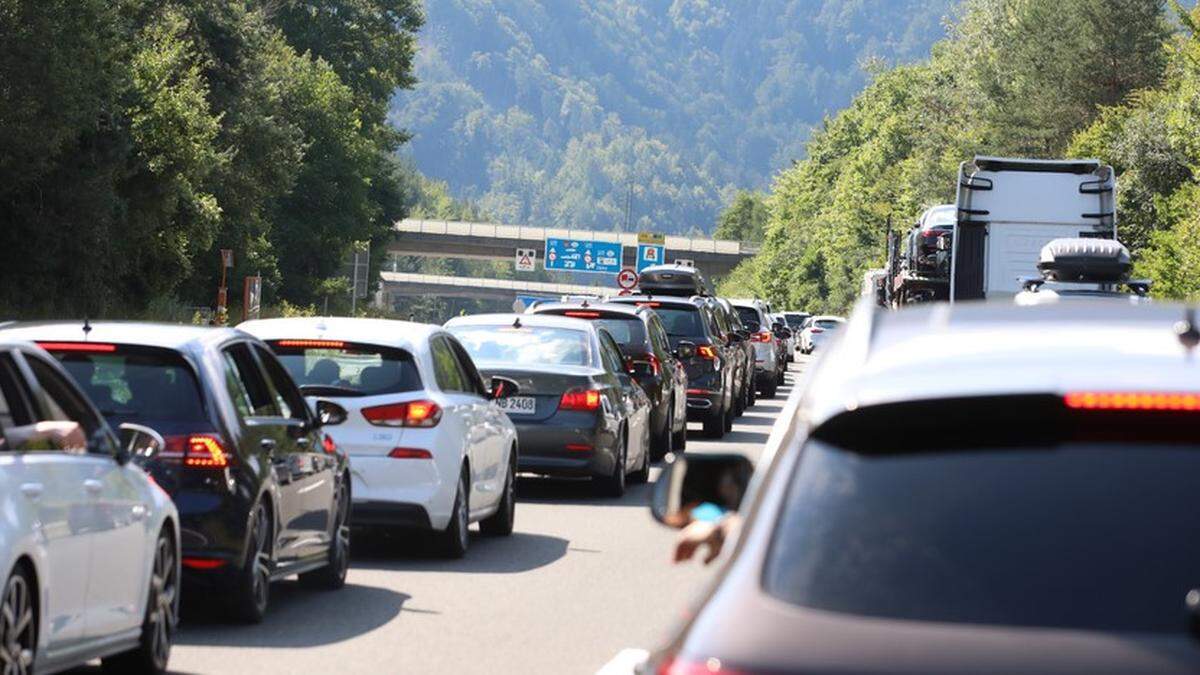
<box><xmin>1037</xmin><ymin>238</ymin><xmax>1131</xmax><ymax>283</ymax></box>
<box><xmin>638</xmin><ymin>264</ymin><xmax>709</xmax><ymax>296</ymax></box>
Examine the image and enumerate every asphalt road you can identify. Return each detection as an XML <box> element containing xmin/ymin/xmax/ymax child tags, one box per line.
<box><xmin>82</xmin><ymin>359</ymin><xmax>805</xmax><ymax>675</ymax></box>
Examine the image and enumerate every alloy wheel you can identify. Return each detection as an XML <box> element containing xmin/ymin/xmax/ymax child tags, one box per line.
<box><xmin>332</xmin><ymin>485</ymin><xmax>351</xmax><ymax>578</ymax></box>
<box><xmin>456</xmin><ymin>474</ymin><xmax>470</xmax><ymax>551</ymax></box>
<box><xmin>0</xmin><ymin>571</ymin><xmax>34</xmax><ymax>675</ymax></box>
<box><xmin>149</xmin><ymin>535</ymin><xmax>178</xmax><ymax>670</ymax></box>
<box><xmin>251</xmin><ymin>505</ymin><xmax>270</xmax><ymax>613</ymax></box>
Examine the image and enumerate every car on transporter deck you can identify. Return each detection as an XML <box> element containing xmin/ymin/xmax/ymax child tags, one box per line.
<box><xmin>240</xmin><ymin>317</ymin><xmax>521</xmax><ymax>559</ymax></box>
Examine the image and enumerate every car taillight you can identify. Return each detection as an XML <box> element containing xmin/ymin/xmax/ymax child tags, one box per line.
<box><xmin>563</xmin><ymin>311</ymin><xmax>601</xmax><ymax>318</ymax></box>
<box><xmin>750</xmin><ymin>331</ymin><xmax>771</xmax><ymax>342</ymax></box>
<box><xmin>810</xmin><ymin>327</ymin><xmax>825</xmax><ymax>334</ymax></box>
<box><xmin>560</xmin><ymin>389</ymin><xmax>601</xmax><ymax>411</ymax></box>
<box><xmin>636</xmin><ymin>301</ymin><xmax>661</xmax><ymax>307</ymax></box>
<box><xmin>388</xmin><ymin>447</ymin><xmax>433</xmax><ymax>459</ymax></box>
<box><xmin>37</xmin><ymin>341</ymin><xmax>117</xmax><ymax>353</ymax></box>
<box><xmin>1064</xmin><ymin>391</ymin><xmax>1200</xmax><ymax>411</ymax></box>
<box><xmin>181</xmin><ymin>557</ymin><xmax>227</xmax><ymax>570</ymax></box>
<box><xmin>633</xmin><ymin>353</ymin><xmax>661</xmax><ymax>376</ymax></box>
<box><xmin>322</xmin><ymin>434</ymin><xmax>338</xmax><ymax>454</ymax></box>
<box><xmin>362</xmin><ymin>400</ymin><xmax>443</xmax><ymax>427</ymax></box>
<box><xmin>658</xmin><ymin>655</ymin><xmax>749</xmax><ymax>675</ymax></box>
<box><xmin>696</xmin><ymin>345</ymin><xmax>718</xmax><ymax>360</ymax></box>
<box><xmin>275</xmin><ymin>339</ymin><xmax>346</xmax><ymax>348</ymax></box>
<box><xmin>163</xmin><ymin>434</ymin><xmax>231</xmax><ymax>469</ymax></box>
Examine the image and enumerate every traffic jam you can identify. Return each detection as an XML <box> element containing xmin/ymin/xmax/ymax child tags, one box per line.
<box><xmin>3</xmin><ymin>156</ymin><xmax>1200</xmax><ymax>675</ymax></box>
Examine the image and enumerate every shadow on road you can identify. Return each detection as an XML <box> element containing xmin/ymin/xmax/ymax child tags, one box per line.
<box><xmin>514</xmin><ymin>475</ymin><xmax>655</xmax><ymax>509</ymax></box>
<box><xmin>350</xmin><ymin>529</ymin><xmax>571</xmax><ymax>574</ymax></box>
<box><xmin>175</xmin><ymin>582</ymin><xmax>407</xmax><ymax>648</ymax></box>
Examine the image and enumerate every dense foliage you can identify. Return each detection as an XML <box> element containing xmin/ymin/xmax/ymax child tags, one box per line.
<box><xmin>391</xmin><ymin>0</ymin><xmax>955</xmax><ymax>234</ymax></box>
<box><xmin>0</xmin><ymin>0</ymin><xmax>422</xmax><ymax>317</ymax></box>
<box><xmin>719</xmin><ymin>0</ymin><xmax>1190</xmax><ymax>312</ymax></box>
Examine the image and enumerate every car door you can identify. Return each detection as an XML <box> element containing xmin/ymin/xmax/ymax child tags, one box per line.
<box><xmin>649</xmin><ymin>316</ymin><xmax>687</xmax><ymax>424</ymax></box>
<box><xmin>251</xmin><ymin>343</ymin><xmax>334</xmax><ymax>558</ymax></box>
<box><xmin>445</xmin><ymin>336</ymin><xmax>505</xmax><ymax>508</ymax></box>
<box><xmin>428</xmin><ymin>336</ymin><xmax>484</xmax><ymax>505</ymax></box>
<box><xmin>597</xmin><ymin>332</ymin><xmax>639</xmax><ymax>464</ymax></box>
<box><xmin>219</xmin><ymin>342</ymin><xmax>307</xmax><ymax>561</ymax></box>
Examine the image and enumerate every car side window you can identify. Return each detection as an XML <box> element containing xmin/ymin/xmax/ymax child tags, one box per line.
<box><xmin>598</xmin><ymin>332</ymin><xmax>625</xmax><ymax>374</ymax></box>
<box><xmin>23</xmin><ymin>354</ymin><xmax>100</xmax><ymax>453</ymax></box>
<box><xmin>430</xmin><ymin>336</ymin><xmax>467</xmax><ymax>393</ymax></box>
<box><xmin>445</xmin><ymin>337</ymin><xmax>488</xmax><ymax>397</ymax></box>
<box><xmin>221</xmin><ymin>344</ymin><xmax>279</xmax><ymax>417</ymax></box>
<box><xmin>252</xmin><ymin>344</ymin><xmax>307</xmax><ymax>420</ymax></box>
<box><xmin>649</xmin><ymin>317</ymin><xmax>671</xmax><ymax>360</ymax></box>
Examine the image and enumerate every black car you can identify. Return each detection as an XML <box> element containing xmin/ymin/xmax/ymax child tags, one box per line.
<box><xmin>444</xmin><ymin>313</ymin><xmax>652</xmax><ymax>497</ymax></box>
<box><xmin>703</xmin><ymin>297</ymin><xmax>755</xmax><ymax>413</ymax></box>
<box><xmin>528</xmin><ymin>301</ymin><xmax>689</xmax><ymax>459</ymax></box>
<box><xmin>0</xmin><ymin>322</ymin><xmax>352</xmax><ymax>623</ymax></box>
<box><xmin>609</xmin><ymin>295</ymin><xmax>736</xmax><ymax>438</ymax></box>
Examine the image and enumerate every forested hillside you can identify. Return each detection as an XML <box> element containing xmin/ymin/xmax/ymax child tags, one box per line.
<box><xmin>720</xmin><ymin>0</ymin><xmax>1200</xmax><ymax>312</ymax></box>
<box><xmin>391</xmin><ymin>0</ymin><xmax>955</xmax><ymax>233</ymax></box>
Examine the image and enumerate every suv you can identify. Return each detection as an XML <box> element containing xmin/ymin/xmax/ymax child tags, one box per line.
<box><xmin>729</xmin><ymin>299</ymin><xmax>782</xmax><ymax>398</ymax></box>
<box><xmin>608</xmin><ymin>295</ymin><xmax>735</xmax><ymax>438</ymax></box>
<box><xmin>648</xmin><ymin>300</ymin><xmax>1200</xmax><ymax>674</ymax></box>
<box><xmin>696</xmin><ymin>297</ymin><xmax>753</xmax><ymax>416</ymax></box>
<box><xmin>528</xmin><ymin>302</ymin><xmax>689</xmax><ymax>458</ymax></box>
<box><xmin>0</xmin><ymin>322</ymin><xmax>352</xmax><ymax>623</ymax></box>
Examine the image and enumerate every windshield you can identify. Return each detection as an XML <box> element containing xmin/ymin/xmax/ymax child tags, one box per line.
<box><xmin>53</xmin><ymin>348</ymin><xmax>206</xmax><ymax>424</ymax></box>
<box><xmin>764</xmin><ymin>439</ymin><xmax>1200</xmax><ymax>633</ymax></box>
<box><xmin>734</xmin><ymin>306</ymin><xmax>761</xmax><ymax>331</ymax></box>
<box><xmin>653</xmin><ymin>306</ymin><xmax>706</xmax><ymax>338</ymax></box>
<box><xmin>269</xmin><ymin>342</ymin><xmax>422</xmax><ymax>396</ymax></box>
<box><xmin>450</xmin><ymin>325</ymin><xmax>592</xmax><ymax>367</ymax></box>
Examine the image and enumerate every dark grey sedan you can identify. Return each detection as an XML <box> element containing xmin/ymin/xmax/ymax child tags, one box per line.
<box><xmin>444</xmin><ymin>313</ymin><xmax>651</xmax><ymax>497</ymax></box>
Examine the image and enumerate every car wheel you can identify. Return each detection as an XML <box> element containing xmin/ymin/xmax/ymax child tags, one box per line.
<box><xmin>703</xmin><ymin>406</ymin><xmax>725</xmax><ymax>438</ymax></box>
<box><xmin>229</xmin><ymin>501</ymin><xmax>271</xmax><ymax>623</ymax></box>
<box><xmin>733</xmin><ymin>384</ymin><xmax>745</xmax><ymax>417</ymax></box>
<box><xmin>595</xmin><ymin>429</ymin><xmax>627</xmax><ymax>497</ymax></box>
<box><xmin>747</xmin><ymin>379</ymin><xmax>757</xmax><ymax>407</ymax></box>
<box><xmin>480</xmin><ymin>454</ymin><xmax>516</xmax><ymax>537</ymax></box>
<box><xmin>1</xmin><ymin>564</ymin><xmax>36</xmax><ymax>675</ymax></box>
<box><xmin>723</xmin><ymin>404</ymin><xmax>734</xmax><ymax>433</ymax></box>
<box><xmin>671</xmin><ymin>409</ymin><xmax>688</xmax><ymax>451</ymax></box>
<box><xmin>651</xmin><ymin>405</ymin><xmax>673</xmax><ymax>461</ymax></box>
<box><xmin>102</xmin><ymin>529</ymin><xmax>178</xmax><ymax>674</ymax></box>
<box><xmin>299</xmin><ymin>477</ymin><xmax>350</xmax><ymax>590</ymax></box>
<box><xmin>437</xmin><ymin>469</ymin><xmax>471</xmax><ymax>558</ymax></box>
<box><xmin>760</xmin><ymin>379</ymin><xmax>777</xmax><ymax>399</ymax></box>
<box><xmin>630</xmin><ymin>425</ymin><xmax>650</xmax><ymax>484</ymax></box>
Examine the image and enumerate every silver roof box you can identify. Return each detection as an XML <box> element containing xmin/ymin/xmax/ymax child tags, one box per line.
<box><xmin>1036</xmin><ymin>238</ymin><xmax>1131</xmax><ymax>282</ymax></box>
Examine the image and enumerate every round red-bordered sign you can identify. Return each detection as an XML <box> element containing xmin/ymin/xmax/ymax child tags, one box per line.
<box><xmin>617</xmin><ymin>268</ymin><xmax>638</xmax><ymax>290</ymax></box>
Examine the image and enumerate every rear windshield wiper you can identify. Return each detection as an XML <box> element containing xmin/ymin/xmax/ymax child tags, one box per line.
<box><xmin>298</xmin><ymin>384</ymin><xmax>364</xmax><ymax>397</ymax></box>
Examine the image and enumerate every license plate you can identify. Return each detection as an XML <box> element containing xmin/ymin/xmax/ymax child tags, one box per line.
<box><xmin>497</xmin><ymin>396</ymin><xmax>536</xmax><ymax>415</ymax></box>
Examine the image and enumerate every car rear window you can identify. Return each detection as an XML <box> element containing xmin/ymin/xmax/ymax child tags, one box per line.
<box><xmin>450</xmin><ymin>325</ymin><xmax>592</xmax><ymax>367</ymax></box>
<box><xmin>764</xmin><ymin>438</ymin><xmax>1200</xmax><ymax>633</ymax></box>
<box><xmin>651</xmin><ymin>306</ymin><xmax>706</xmax><ymax>338</ymax></box>
<box><xmin>814</xmin><ymin>319</ymin><xmax>841</xmax><ymax>329</ymax></box>
<box><xmin>51</xmin><ymin>347</ymin><xmax>207</xmax><ymax>424</ymax></box>
<box><xmin>268</xmin><ymin>342</ymin><xmax>422</xmax><ymax>396</ymax></box>
<box><xmin>733</xmin><ymin>306</ymin><xmax>761</xmax><ymax>331</ymax></box>
<box><xmin>784</xmin><ymin>314</ymin><xmax>808</xmax><ymax>328</ymax></box>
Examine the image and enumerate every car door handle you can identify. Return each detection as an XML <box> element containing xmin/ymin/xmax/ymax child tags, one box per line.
<box><xmin>20</xmin><ymin>483</ymin><xmax>43</xmax><ymax>500</ymax></box>
<box><xmin>83</xmin><ymin>479</ymin><xmax>103</xmax><ymax>495</ymax></box>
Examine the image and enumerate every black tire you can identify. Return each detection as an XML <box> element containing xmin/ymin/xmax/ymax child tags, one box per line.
<box><xmin>760</xmin><ymin>379</ymin><xmax>777</xmax><ymax>399</ymax></box>
<box><xmin>650</xmin><ymin>405</ymin><xmax>673</xmax><ymax>461</ymax></box>
<box><xmin>102</xmin><ymin>529</ymin><xmax>178</xmax><ymax>674</ymax></box>
<box><xmin>671</xmin><ymin>411</ymin><xmax>688</xmax><ymax>451</ymax></box>
<box><xmin>733</xmin><ymin>383</ymin><xmax>745</xmax><ymax>417</ymax></box>
<box><xmin>299</xmin><ymin>477</ymin><xmax>350</xmax><ymax>590</ymax></box>
<box><xmin>437</xmin><ymin>469</ymin><xmax>471</xmax><ymax>558</ymax></box>
<box><xmin>480</xmin><ymin>454</ymin><xmax>516</xmax><ymax>536</ymax></box>
<box><xmin>723</xmin><ymin>405</ymin><xmax>734</xmax><ymax>433</ymax></box>
<box><xmin>1</xmin><ymin>563</ymin><xmax>37</xmax><ymax>675</ymax></box>
<box><xmin>703</xmin><ymin>407</ymin><xmax>725</xmax><ymax>438</ymax></box>
<box><xmin>594</xmin><ymin>429</ymin><xmax>627</xmax><ymax>497</ymax></box>
<box><xmin>229</xmin><ymin>501</ymin><xmax>272</xmax><ymax>624</ymax></box>
<box><xmin>629</xmin><ymin>426</ymin><xmax>650</xmax><ymax>484</ymax></box>
<box><xmin>747</xmin><ymin>379</ymin><xmax>757</xmax><ymax>407</ymax></box>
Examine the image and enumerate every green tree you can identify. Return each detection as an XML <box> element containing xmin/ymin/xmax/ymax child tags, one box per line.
<box><xmin>714</xmin><ymin>191</ymin><xmax>769</xmax><ymax>242</ymax></box>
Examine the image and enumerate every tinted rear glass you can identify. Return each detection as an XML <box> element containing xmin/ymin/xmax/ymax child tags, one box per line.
<box><xmin>269</xmin><ymin>342</ymin><xmax>422</xmax><ymax>396</ymax></box>
<box><xmin>734</xmin><ymin>306</ymin><xmax>761</xmax><ymax>331</ymax></box>
<box><xmin>784</xmin><ymin>314</ymin><xmax>808</xmax><ymax>328</ymax></box>
<box><xmin>450</xmin><ymin>325</ymin><xmax>591</xmax><ymax>367</ymax></box>
<box><xmin>814</xmin><ymin>319</ymin><xmax>840</xmax><ymax>329</ymax></box>
<box><xmin>53</xmin><ymin>348</ymin><xmax>206</xmax><ymax>424</ymax></box>
<box><xmin>653</xmin><ymin>306</ymin><xmax>706</xmax><ymax>338</ymax></box>
<box><xmin>764</xmin><ymin>439</ymin><xmax>1200</xmax><ymax>633</ymax></box>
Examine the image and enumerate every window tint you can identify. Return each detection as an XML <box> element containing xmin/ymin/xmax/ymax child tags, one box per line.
<box><xmin>221</xmin><ymin>344</ymin><xmax>278</xmax><ymax>417</ymax></box>
<box><xmin>430</xmin><ymin>336</ymin><xmax>467</xmax><ymax>392</ymax></box>
<box><xmin>24</xmin><ymin>355</ymin><xmax>96</xmax><ymax>452</ymax></box>
<box><xmin>450</xmin><ymin>325</ymin><xmax>592</xmax><ymax>367</ymax></box>
<box><xmin>253</xmin><ymin>345</ymin><xmax>307</xmax><ymax>420</ymax></box>
<box><xmin>764</xmin><ymin>439</ymin><xmax>1200</xmax><ymax>633</ymax></box>
<box><xmin>446</xmin><ymin>337</ymin><xmax>487</xmax><ymax>397</ymax></box>
<box><xmin>815</xmin><ymin>319</ymin><xmax>841</xmax><ymax>329</ymax></box>
<box><xmin>597</xmin><ymin>332</ymin><xmax>625</xmax><ymax>373</ymax></box>
<box><xmin>648</xmin><ymin>317</ymin><xmax>671</xmax><ymax>360</ymax></box>
<box><xmin>53</xmin><ymin>347</ymin><xmax>207</xmax><ymax>426</ymax></box>
<box><xmin>784</xmin><ymin>314</ymin><xmax>809</xmax><ymax>328</ymax></box>
<box><xmin>654</xmin><ymin>306</ymin><xmax>705</xmax><ymax>338</ymax></box>
<box><xmin>734</xmin><ymin>306</ymin><xmax>761</xmax><ymax>331</ymax></box>
<box><xmin>271</xmin><ymin>341</ymin><xmax>422</xmax><ymax>397</ymax></box>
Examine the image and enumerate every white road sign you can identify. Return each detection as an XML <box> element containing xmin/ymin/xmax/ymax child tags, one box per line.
<box><xmin>515</xmin><ymin>248</ymin><xmax>537</xmax><ymax>272</ymax></box>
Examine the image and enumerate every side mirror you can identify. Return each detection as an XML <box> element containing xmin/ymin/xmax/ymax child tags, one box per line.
<box><xmin>116</xmin><ymin>423</ymin><xmax>164</xmax><ymax>466</ymax></box>
<box><xmin>651</xmin><ymin>452</ymin><xmax>755</xmax><ymax>528</ymax></box>
<box><xmin>489</xmin><ymin>376</ymin><xmax>520</xmax><ymax>400</ymax></box>
<box><xmin>314</xmin><ymin>399</ymin><xmax>348</xmax><ymax>427</ymax></box>
<box><xmin>674</xmin><ymin>340</ymin><xmax>696</xmax><ymax>360</ymax></box>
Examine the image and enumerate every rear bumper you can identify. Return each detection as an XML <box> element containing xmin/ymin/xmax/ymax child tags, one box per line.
<box><xmin>347</xmin><ymin>449</ymin><xmax>459</xmax><ymax>531</ymax></box>
<box><xmin>686</xmin><ymin>390</ymin><xmax>722</xmax><ymax>420</ymax></box>
<box><xmin>350</xmin><ymin>501</ymin><xmax>432</xmax><ymax>529</ymax></box>
<box><xmin>513</xmin><ymin>423</ymin><xmax>616</xmax><ymax>478</ymax></box>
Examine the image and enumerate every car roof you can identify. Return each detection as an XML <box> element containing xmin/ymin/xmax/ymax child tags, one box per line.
<box><xmin>239</xmin><ymin>317</ymin><xmax>441</xmax><ymax>350</ymax></box>
<box><xmin>803</xmin><ymin>300</ymin><xmax>1200</xmax><ymax>431</ymax></box>
<box><xmin>728</xmin><ymin>298</ymin><xmax>767</xmax><ymax>309</ymax></box>
<box><xmin>444</xmin><ymin>313</ymin><xmax>598</xmax><ymax>331</ymax></box>
<box><xmin>528</xmin><ymin>301</ymin><xmax>644</xmax><ymax>318</ymax></box>
<box><xmin>607</xmin><ymin>295</ymin><xmax>701</xmax><ymax>308</ymax></box>
<box><xmin>811</xmin><ymin>315</ymin><xmax>845</xmax><ymax>322</ymax></box>
<box><xmin>0</xmin><ymin>321</ymin><xmax>241</xmax><ymax>352</ymax></box>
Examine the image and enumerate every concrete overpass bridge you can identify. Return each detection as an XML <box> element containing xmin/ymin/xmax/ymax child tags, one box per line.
<box><xmin>379</xmin><ymin>271</ymin><xmax>615</xmax><ymax>305</ymax></box>
<box><xmin>388</xmin><ymin>218</ymin><xmax>758</xmax><ymax>280</ymax></box>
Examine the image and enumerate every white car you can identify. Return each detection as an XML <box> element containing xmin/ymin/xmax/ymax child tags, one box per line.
<box><xmin>799</xmin><ymin>315</ymin><xmax>845</xmax><ymax>354</ymax></box>
<box><xmin>240</xmin><ymin>318</ymin><xmax>520</xmax><ymax>558</ymax></box>
<box><xmin>0</xmin><ymin>341</ymin><xmax>180</xmax><ymax>674</ymax></box>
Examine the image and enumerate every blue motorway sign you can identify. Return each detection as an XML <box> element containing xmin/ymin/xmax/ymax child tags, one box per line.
<box><xmin>544</xmin><ymin>238</ymin><xmax>623</xmax><ymax>274</ymax></box>
<box><xmin>636</xmin><ymin>244</ymin><xmax>666</xmax><ymax>272</ymax></box>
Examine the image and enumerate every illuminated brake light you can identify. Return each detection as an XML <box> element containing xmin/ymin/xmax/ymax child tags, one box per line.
<box><xmin>164</xmin><ymin>434</ymin><xmax>231</xmax><ymax>468</ymax></box>
<box><xmin>686</xmin><ymin>388</ymin><xmax>712</xmax><ymax>395</ymax></box>
<box><xmin>1064</xmin><ymin>391</ymin><xmax>1200</xmax><ymax>411</ymax></box>
<box><xmin>563</xmin><ymin>311</ymin><xmax>601</xmax><ymax>318</ymax></box>
<box><xmin>750</xmin><ymin>331</ymin><xmax>772</xmax><ymax>343</ymax></box>
<box><xmin>181</xmin><ymin>557</ymin><xmax>227</xmax><ymax>570</ymax></box>
<box><xmin>565</xmin><ymin>443</ymin><xmax>592</xmax><ymax>452</ymax></box>
<box><xmin>636</xmin><ymin>302</ymin><xmax>661</xmax><ymax>308</ymax></box>
<box><xmin>275</xmin><ymin>339</ymin><xmax>346</xmax><ymax>349</ymax></box>
<box><xmin>810</xmin><ymin>327</ymin><xmax>825</xmax><ymax>334</ymax></box>
<box><xmin>696</xmin><ymin>345</ymin><xmax>718</xmax><ymax>360</ymax></box>
<box><xmin>657</xmin><ymin>655</ymin><xmax>749</xmax><ymax>675</ymax></box>
<box><xmin>560</xmin><ymin>389</ymin><xmax>602</xmax><ymax>411</ymax></box>
<box><xmin>37</xmin><ymin>342</ymin><xmax>117</xmax><ymax>353</ymax></box>
<box><xmin>362</xmin><ymin>400</ymin><xmax>443</xmax><ymax>427</ymax></box>
<box><xmin>388</xmin><ymin>447</ymin><xmax>433</xmax><ymax>459</ymax></box>
<box><xmin>322</xmin><ymin>434</ymin><xmax>338</xmax><ymax>455</ymax></box>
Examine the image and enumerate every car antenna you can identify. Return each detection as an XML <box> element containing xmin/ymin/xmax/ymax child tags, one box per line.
<box><xmin>82</xmin><ymin>316</ymin><xmax>92</xmax><ymax>341</ymax></box>
<box><xmin>1175</xmin><ymin>307</ymin><xmax>1199</xmax><ymax>356</ymax></box>
<box><xmin>581</xmin><ymin>298</ymin><xmax>590</xmax><ymax>308</ymax></box>
<box><xmin>512</xmin><ymin>316</ymin><xmax>522</xmax><ymax>329</ymax></box>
